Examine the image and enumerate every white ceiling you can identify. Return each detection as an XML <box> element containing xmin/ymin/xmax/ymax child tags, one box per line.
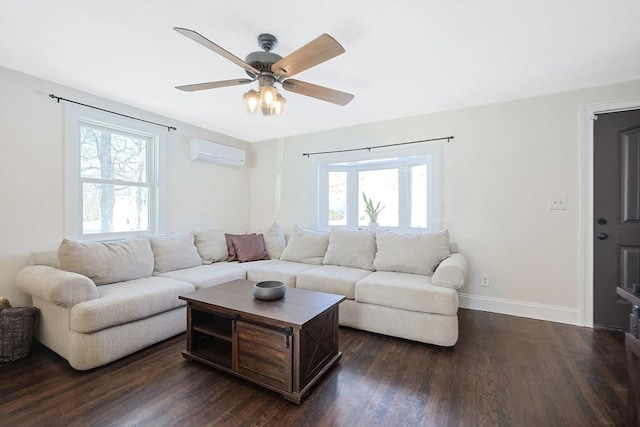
<box><xmin>1</xmin><ymin>1</ymin><xmax>639</xmax><ymax>143</ymax></box>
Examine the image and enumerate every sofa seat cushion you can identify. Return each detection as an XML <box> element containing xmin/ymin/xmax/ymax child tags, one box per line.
<box><xmin>70</xmin><ymin>277</ymin><xmax>194</xmax><ymax>334</ymax></box>
<box><xmin>232</xmin><ymin>259</ymin><xmax>278</xmax><ymax>275</ymax></box>
<box><xmin>157</xmin><ymin>263</ymin><xmax>246</xmax><ymax>290</ymax></box>
<box><xmin>245</xmin><ymin>260</ymin><xmax>320</xmax><ymax>287</ymax></box>
<box><xmin>297</xmin><ymin>265</ymin><xmax>372</xmax><ymax>300</ymax></box>
<box><xmin>355</xmin><ymin>271</ymin><xmax>458</xmax><ymax>316</ymax></box>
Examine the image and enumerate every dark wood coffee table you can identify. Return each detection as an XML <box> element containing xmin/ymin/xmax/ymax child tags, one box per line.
<box><xmin>179</xmin><ymin>279</ymin><xmax>345</xmax><ymax>404</ymax></box>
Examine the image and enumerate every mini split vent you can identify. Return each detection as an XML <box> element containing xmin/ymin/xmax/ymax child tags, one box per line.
<box><xmin>189</xmin><ymin>138</ymin><xmax>246</xmax><ymax>167</ymax></box>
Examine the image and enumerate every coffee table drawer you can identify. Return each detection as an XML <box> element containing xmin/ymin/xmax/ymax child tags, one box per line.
<box><xmin>236</xmin><ymin>321</ymin><xmax>292</xmax><ymax>392</ymax></box>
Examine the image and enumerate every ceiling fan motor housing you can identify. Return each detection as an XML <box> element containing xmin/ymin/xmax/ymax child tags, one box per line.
<box><xmin>244</xmin><ymin>34</ymin><xmax>281</xmax><ymax>78</ymax></box>
<box><xmin>244</xmin><ymin>51</ymin><xmax>282</xmax><ymax>76</ymax></box>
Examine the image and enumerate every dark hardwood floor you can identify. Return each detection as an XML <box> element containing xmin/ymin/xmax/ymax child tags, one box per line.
<box><xmin>0</xmin><ymin>309</ymin><xmax>630</xmax><ymax>426</ymax></box>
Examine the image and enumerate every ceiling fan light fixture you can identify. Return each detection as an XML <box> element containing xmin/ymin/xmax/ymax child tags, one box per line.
<box><xmin>243</xmin><ymin>89</ymin><xmax>260</xmax><ymax>114</ymax></box>
<box><xmin>259</xmin><ymin>85</ymin><xmax>278</xmax><ymax>108</ymax></box>
<box><xmin>270</xmin><ymin>94</ymin><xmax>286</xmax><ymax>116</ymax></box>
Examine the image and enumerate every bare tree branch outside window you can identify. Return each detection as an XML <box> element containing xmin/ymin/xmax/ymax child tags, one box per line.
<box><xmin>80</xmin><ymin>124</ymin><xmax>150</xmax><ymax>234</ymax></box>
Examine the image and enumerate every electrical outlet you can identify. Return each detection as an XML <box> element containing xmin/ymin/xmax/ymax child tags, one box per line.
<box><xmin>548</xmin><ymin>196</ymin><xmax>567</xmax><ymax>210</ymax></box>
<box><xmin>480</xmin><ymin>275</ymin><xmax>490</xmax><ymax>287</ymax></box>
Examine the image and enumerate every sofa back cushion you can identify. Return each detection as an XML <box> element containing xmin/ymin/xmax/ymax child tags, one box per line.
<box><xmin>149</xmin><ymin>231</ymin><xmax>201</xmax><ymax>273</ymax></box>
<box><xmin>323</xmin><ymin>229</ymin><xmax>376</xmax><ymax>271</ymax></box>
<box><xmin>373</xmin><ymin>229</ymin><xmax>451</xmax><ymax>276</ymax></box>
<box><xmin>280</xmin><ymin>224</ymin><xmax>329</xmax><ymax>265</ymax></box>
<box><xmin>194</xmin><ymin>229</ymin><xmax>229</xmax><ymax>264</ymax></box>
<box><xmin>262</xmin><ymin>223</ymin><xmax>287</xmax><ymax>259</ymax></box>
<box><xmin>58</xmin><ymin>238</ymin><xmax>154</xmax><ymax>285</ymax></box>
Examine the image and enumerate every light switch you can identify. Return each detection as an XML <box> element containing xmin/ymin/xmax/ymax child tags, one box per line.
<box><xmin>548</xmin><ymin>196</ymin><xmax>567</xmax><ymax>210</ymax></box>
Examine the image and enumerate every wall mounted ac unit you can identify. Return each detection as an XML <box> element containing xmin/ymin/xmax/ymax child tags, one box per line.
<box><xmin>190</xmin><ymin>138</ymin><xmax>246</xmax><ymax>167</ymax></box>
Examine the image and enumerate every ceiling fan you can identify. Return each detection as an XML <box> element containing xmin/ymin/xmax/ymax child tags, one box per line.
<box><xmin>174</xmin><ymin>27</ymin><xmax>354</xmax><ymax>115</ymax></box>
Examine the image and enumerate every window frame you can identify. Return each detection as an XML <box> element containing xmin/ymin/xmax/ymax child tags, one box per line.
<box><xmin>316</xmin><ymin>144</ymin><xmax>443</xmax><ymax>233</ymax></box>
<box><xmin>65</xmin><ymin>104</ymin><xmax>164</xmax><ymax>241</ymax></box>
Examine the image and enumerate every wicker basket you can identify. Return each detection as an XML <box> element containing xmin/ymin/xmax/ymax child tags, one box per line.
<box><xmin>0</xmin><ymin>307</ymin><xmax>38</xmax><ymax>362</ymax></box>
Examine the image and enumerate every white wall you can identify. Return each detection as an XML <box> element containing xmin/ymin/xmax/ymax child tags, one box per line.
<box><xmin>250</xmin><ymin>80</ymin><xmax>640</xmax><ymax>325</ymax></box>
<box><xmin>3</xmin><ymin>64</ymin><xmax>638</xmax><ymax>324</ymax></box>
<box><xmin>0</xmin><ymin>67</ymin><xmax>253</xmax><ymax>306</ymax></box>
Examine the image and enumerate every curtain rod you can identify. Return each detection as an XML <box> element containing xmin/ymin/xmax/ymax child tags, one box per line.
<box><xmin>49</xmin><ymin>94</ymin><xmax>177</xmax><ymax>132</ymax></box>
<box><xmin>302</xmin><ymin>136</ymin><xmax>454</xmax><ymax>157</ymax></box>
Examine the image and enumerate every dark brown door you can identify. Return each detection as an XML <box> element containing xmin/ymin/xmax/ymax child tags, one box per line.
<box><xmin>594</xmin><ymin>109</ymin><xmax>640</xmax><ymax>330</ymax></box>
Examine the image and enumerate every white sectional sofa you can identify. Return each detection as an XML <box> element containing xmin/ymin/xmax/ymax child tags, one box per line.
<box><xmin>15</xmin><ymin>224</ymin><xmax>467</xmax><ymax>370</ymax></box>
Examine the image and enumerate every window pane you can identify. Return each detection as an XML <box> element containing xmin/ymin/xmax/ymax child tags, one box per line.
<box><xmin>328</xmin><ymin>171</ymin><xmax>347</xmax><ymax>226</ymax></box>
<box><xmin>358</xmin><ymin>169</ymin><xmax>398</xmax><ymax>227</ymax></box>
<box><xmin>82</xmin><ymin>183</ymin><xmax>149</xmax><ymax>234</ymax></box>
<box><xmin>411</xmin><ymin>164</ymin><xmax>427</xmax><ymax>228</ymax></box>
<box><xmin>80</xmin><ymin>125</ymin><xmax>149</xmax><ymax>183</ymax></box>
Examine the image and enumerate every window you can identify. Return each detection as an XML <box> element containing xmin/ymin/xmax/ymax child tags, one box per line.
<box><xmin>65</xmin><ymin>105</ymin><xmax>163</xmax><ymax>240</ymax></box>
<box><xmin>317</xmin><ymin>146</ymin><xmax>442</xmax><ymax>232</ymax></box>
<box><xmin>358</xmin><ymin>168</ymin><xmax>399</xmax><ymax>227</ymax></box>
<box><xmin>328</xmin><ymin>171</ymin><xmax>348</xmax><ymax>226</ymax></box>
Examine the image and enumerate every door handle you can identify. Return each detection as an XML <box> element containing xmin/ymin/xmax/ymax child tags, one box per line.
<box><xmin>597</xmin><ymin>232</ymin><xmax>609</xmax><ymax>240</ymax></box>
<box><xmin>597</xmin><ymin>217</ymin><xmax>608</xmax><ymax>225</ymax></box>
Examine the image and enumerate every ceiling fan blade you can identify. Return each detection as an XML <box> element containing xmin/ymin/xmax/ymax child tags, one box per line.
<box><xmin>174</xmin><ymin>27</ymin><xmax>260</xmax><ymax>75</ymax></box>
<box><xmin>281</xmin><ymin>79</ymin><xmax>354</xmax><ymax>106</ymax></box>
<box><xmin>271</xmin><ymin>34</ymin><xmax>345</xmax><ymax>78</ymax></box>
<box><xmin>175</xmin><ymin>78</ymin><xmax>253</xmax><ymax>92</ymax></box>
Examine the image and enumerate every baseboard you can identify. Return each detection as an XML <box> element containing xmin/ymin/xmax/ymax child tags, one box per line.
<box><xmin>458</xmin><ymin>293</ymin><xmax>581</xmax><ymax>326</ymax></box>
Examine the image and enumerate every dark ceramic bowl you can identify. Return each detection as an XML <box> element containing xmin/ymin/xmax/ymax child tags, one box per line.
<box><xmin>253</xmin><ymin>281</ymin><xmax>286</xmax><ymax>300</ymax></box>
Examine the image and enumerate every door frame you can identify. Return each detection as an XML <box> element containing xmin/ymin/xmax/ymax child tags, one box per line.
<box><xmin>580</xmin><ymin>97</ymin><xmax>640</xmax><ymax>327</ymax></box>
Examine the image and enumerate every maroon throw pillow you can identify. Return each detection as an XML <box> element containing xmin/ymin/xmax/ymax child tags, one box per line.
<box><xmin>228</xmin><ymin>234</ymin><xmax>270</xmax><ymax>263</ymax></box>
<box><xmin>225</xmin><ymin>233</ymin><xmax>253</xmax><ymax>261</ymax></box>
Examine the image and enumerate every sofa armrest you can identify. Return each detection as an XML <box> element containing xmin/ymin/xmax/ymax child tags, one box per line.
<box><xmin>15</xmin><ymin>265</ymin><xmax>99</xmax><ymax>308</ymax></box>
<box><xmin>431</xmin><ymin>253</ymin><xmax>468</xmax><ymax>290</ymax></box>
